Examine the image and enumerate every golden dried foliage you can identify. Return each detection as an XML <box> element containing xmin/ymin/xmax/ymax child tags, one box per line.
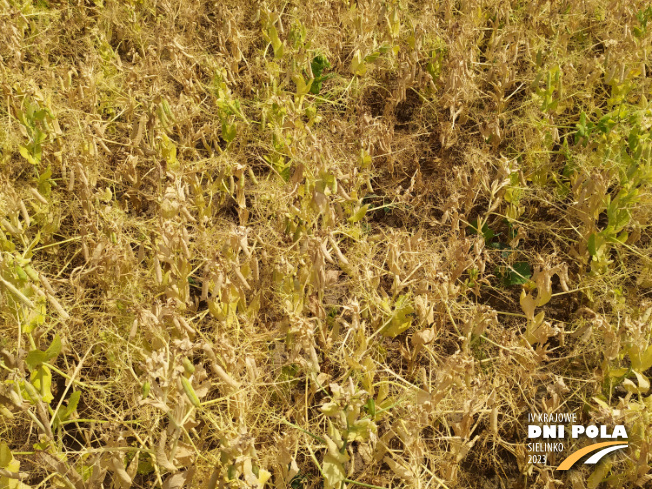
<box><xmin>1</xmin><ymin>0</ymin><xmax>652</xmax><ymax>488</ymax></box>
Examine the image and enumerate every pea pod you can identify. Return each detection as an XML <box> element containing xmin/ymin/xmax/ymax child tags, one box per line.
<box><xmin>181</xmin><ymin>377</ymin><xmax>201</xmax><ymax>407</ymax></box>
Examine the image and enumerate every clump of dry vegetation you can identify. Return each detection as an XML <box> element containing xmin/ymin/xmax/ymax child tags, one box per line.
<box><xmin>1</xmin><ymin>0</ymin><xmax>652</xmax><ymax>487</ymax></box>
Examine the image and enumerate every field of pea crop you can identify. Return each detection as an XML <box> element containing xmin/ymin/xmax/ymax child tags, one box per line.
<box><xmin>1</xmin><ymin>0</ymin><xmax>652</xmax><ymax>488</ymax></box>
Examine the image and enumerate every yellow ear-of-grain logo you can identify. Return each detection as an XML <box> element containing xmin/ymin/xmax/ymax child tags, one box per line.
<box><xmin>556</xmin><ymin>441</ymin><xmax>629</xmax><ymax>471</ymax></box>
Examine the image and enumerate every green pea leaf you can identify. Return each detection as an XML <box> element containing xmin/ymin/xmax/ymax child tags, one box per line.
<box><xmin>25</xmin><ymin>334</ymin><xmax>62</xmax><ymax>370</ymax></box>
<box><xmin>30</xmin><ymin>364</ymin><xmax>54</xmax><ymax>404</ymax></box>
<box><xmin>348</xmin><ymin>204</ymin><xmax>369</xmax><ymax>223</ymax></box>
<box><xmin>19</xmin><ymin>146</ymin><xmax>37</xmax><ymax>165</ymax></box>
<box><xmin>501</xmin><ymin>262</ymin><xmax>532</xmax><ymax>286</ymax></box>
<box><xmin>381</xmin><ymin>295</ymin><xmax>414</xmax><ymax>338</ymax></box>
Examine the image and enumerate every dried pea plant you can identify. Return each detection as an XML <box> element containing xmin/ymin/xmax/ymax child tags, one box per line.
<box><xmin>1</xmin><ymin>0</ymin><xmax>652</xmax><ymax>488</ymax></box>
